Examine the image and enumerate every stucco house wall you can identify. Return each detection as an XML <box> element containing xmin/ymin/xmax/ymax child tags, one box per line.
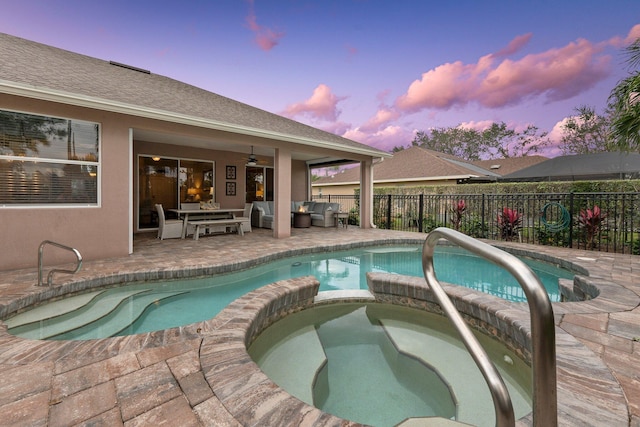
<box><xmin>1</xmin><ymin>96</ymin><xmax>131</xmax><ymax>271</ymax></box>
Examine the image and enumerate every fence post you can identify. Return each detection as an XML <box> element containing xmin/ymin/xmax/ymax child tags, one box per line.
<box><xmin>386</xmin><ymin>195</ymin><xmax>392</xmax><ymax>229</ymax></box>
<box><xmin>481</xmin><ymin>194</ymin><xmax>486</xmax><ymax>238</ymax></box>
<box><xmin>568</xmin><ymin>192</ymin><xmax>574</xmax><ymax>248</ymax></box>
<box><xmin>633</xmin><ymin>193</ymin><xmax>638</xmax><ymax>255</ymax></box>
<box><xmin>419</xmin><ymin>194</ymin><xmax>424</xmax><ymax>233</ymax></box>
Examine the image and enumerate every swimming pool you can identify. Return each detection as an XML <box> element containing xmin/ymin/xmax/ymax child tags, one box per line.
<box><xmin>6</xmin><ymin>245</ymin><xmax>575</xmax><ymax>340</ymax></box>
<box><xmin>249</xmin><ymin>303</ymin><xmax>532</xmax><ymax>427</ymax></box>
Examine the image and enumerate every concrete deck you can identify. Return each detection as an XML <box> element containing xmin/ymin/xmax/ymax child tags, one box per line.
<box><xmin>0</xmin><ymin>227</ymin><xmax>638</xmax><ymax>426</ymax></box>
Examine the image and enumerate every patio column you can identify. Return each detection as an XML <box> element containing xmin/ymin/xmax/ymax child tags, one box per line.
<box><xmin>273</xmin><ymin>147</ymin><xmax>292</xmax><ymax>238</ymax></box>
<box><xmin>360</xmin><ymin>158</ymin><xmax>374</xmax><ymax>229</ymax></box>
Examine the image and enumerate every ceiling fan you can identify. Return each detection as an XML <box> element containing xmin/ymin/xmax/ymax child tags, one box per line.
<box><xmin>245</xmin><ymin>145</ymin><xmax>269</xmax><ymax>167</ymax></box>
<box><xmin>246</xmin><ymin>146</ymin><xmax>258</xmax><ymax>166</ymax></box>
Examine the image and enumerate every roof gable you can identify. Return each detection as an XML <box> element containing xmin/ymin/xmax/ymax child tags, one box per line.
<box><xmin>314</xmin><ymin>146</ymin><xmax>499</xmax><ymax>185</ymax></box>
<box><xmin>472</xmin><ymin>155</ymin><xmax>548</xmax><ymax>176</ymax></box>
<box><xmin>0</xmin><ymin>33</ymin><xmax>387</xmax><ymax>158</ymax></box>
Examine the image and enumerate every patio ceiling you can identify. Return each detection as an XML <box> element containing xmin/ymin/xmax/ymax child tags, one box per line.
<box><xmin>133</xmin><ymin>128</ymin><xmax>362</xmax><ymax>166</ymax></box>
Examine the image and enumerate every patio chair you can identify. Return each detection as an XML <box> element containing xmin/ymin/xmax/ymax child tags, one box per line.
<box><xmin>238</xmin><ymin>203</ymin><xmax>252</xmax><ymax>233</ymax></box>
<box><xmin>156</xmin><ymin>204</ymin><xmax>183</xmax><ymax>240</ymax></box>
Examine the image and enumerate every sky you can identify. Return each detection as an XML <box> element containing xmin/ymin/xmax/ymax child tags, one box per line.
<box><xmin>2</xmin><ymin>0</ymin><xmax>640</xmax><ymax>158</ymax></box>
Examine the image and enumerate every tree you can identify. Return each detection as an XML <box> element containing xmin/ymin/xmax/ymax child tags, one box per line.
<box><xmin>559</xmin><ymin>105</ymin><xmax>611</xmax><ymax>155</ymax></box>
<box><xmin>411</xmin><ymin>121</ymin><xmax>550</xmax><ymax>160</ymax></box>
<box><xmin>412</xmin><ymin>127</ymin><xmax>486</xmax><ymax>160</ymax></box>
<box><xmin>608</xmin><ymin>37</ymin><xmax>640</xmax><ymax>152</ymax></box>
<box><xmin>480</xmin><ymin>122</ymin><xmax>550</xmax><ymax>158</ymax></box>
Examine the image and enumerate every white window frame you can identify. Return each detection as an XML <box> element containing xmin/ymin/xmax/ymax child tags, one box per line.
<box><xmin>0</xmin><ymin>108</ymin><xmax>101</xmax><ymax>208</ymax></box>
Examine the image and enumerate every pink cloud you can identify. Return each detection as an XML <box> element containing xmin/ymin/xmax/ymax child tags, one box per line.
<box><xmin>626</xmin><ymin>24</ymin><xmax>640</xmax><ymax>44</ymax></box>
<box><xmin>359</xmin><ymin>108</ymin><xmax>400</xmax><ymax>133</ymax></box>
<box><xmin>548</xmin><ymin>118</ymin><xmax>568</xmax><ymax>143</ymax></box>
<box><xmin>394</xmin><ymin>34</ymin><xmax>611</xmax><ymax>112</ymax></box>
<box><xmin>539</xmin><ymin>117</ymin><xmax>577</xmax><ymax>157</ymax></box>
<box><xmin>343</xmin><ymin>125</ymin><xmax>413</xmax><ymax>152</ymax></box>
<box><xmin>478</xmin><ymin>39</ymin><xmax>610</xmax><ymax>106</ymax></box>
<box><xmin>491</xmin><ymin>33</ymin><xmax>532</xmax><ymax>58</ymax></box>
<box><xmin>245</xmin><ymin>0</ymin><xmax>284</xmax><ymax>51</ymax></box>
<box><xmin>395</xmin><ymin>60</ymin><xmax>475</xmax><ymax>111</ymax></box>
<box><xmin>608</xmin><ymin>24</ymin><xmax>640</xmax><ymax>48</ymax></box>
<box><xmin>457</xmin><ymin>120</ymin><xmax>495</xmax><ymax>132</ymax></box>
<box><xmin>282</xmin><ymin>84</ymin><xmax>347</xmax><ymax>121</ymax></box>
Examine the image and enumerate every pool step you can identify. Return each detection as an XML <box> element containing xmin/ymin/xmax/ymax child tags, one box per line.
<box><xmin>52</xmin><ymin>291</ymin><xmax>188</xmax><ymax>340</ymax></box>
<box><xmin>378</xmin><ymin>316</ymin><xmax>531</xmax><ymax>427</ymax></box>
<box><xmin>249</xmin><ymin>324</ymin><xmax>325</xmax><ymax>406</ymax></box>
<box><xmin>314</xmin><ymin>306</ymin><xmax>458</xmax><ymax>426</ymax></box>
<box><xmin>7</xmin><ymin>288</ymin><xmax>185</xmax><ymax>340</ymax></box>
<box><xmin>5</xmin><ymin>289</ymin><xmax>108</xmax><ymax>328</ymax></box>
<box><xmin>7</xmin><ymin>288</ymin><xmax>152</xmax><ymax>339</ymax></box>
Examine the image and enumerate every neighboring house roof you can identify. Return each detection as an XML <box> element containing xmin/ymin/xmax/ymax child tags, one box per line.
<box><xmin>472</xmin><ymin>155</ymin><xmax>548</xmax><ymax>176</ymax></box>
<box><xmin>501</xmin><ymin>151</ymin><xmax>640</xmax><ymax>181</ymax></box>
<box><xmin>0</xmin><ymin>33</ymin><xmax>388</xmax><ymax>160</ymax></box>
<box><xmin>313</xmin><ymin>146</ymin><xmax>499</xmax><ymax>186</ymax></box>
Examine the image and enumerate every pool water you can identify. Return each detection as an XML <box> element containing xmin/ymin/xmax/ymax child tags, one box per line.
<box><xmin>249</xmin><ymin>303</ymin><xmax>532</xmax><ymax>427</ymax></box>
<box><xmin>6</xmin><ymin>245</ymin><xmax>574</xmax><ymax>340</ymax></box>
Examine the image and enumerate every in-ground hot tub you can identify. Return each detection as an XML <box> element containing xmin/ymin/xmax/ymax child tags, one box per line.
<box><xmin>249</xmin><ymin>302</ymin><xmax>532</xmax><ymax>427</ymax></box>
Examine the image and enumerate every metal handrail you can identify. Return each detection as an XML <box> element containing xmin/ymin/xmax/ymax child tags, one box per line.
<box><xmin>422</xmin><ymin>228</ymin><xmax>557</xmax><ymax>427</ymax></box>
<box><xmin>38</xmin><ymin>240</ymin><xmax>83</xmax><ymax>287</ymax></box>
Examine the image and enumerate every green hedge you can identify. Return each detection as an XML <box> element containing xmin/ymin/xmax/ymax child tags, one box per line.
<box><xmin>368</xmin><ymin>179</ymin><xmax>640</xmax><ymax>196</ymax></box>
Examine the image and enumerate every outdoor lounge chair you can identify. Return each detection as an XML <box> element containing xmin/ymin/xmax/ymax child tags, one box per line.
<box><xmin>238</xmin><ymin>203</ymin><xmax>252</xmax><ymax>233</ymax></box>
<box><xmin>156</xmin><ymin>204</ymin><xmax>183</xmax><ymax>240</ymax></box>
<box><xmin>303</xmin><ymin>202</ymin><xmax>340</xmax><ymax>227</ymax></box>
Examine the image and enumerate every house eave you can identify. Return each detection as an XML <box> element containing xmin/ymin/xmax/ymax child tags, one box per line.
<box><xmin>0</xmin><ymin>80</ymin><xmax>391</xmax><ymax>159</ymax></box>
<box><xmin>312</xmin><ymin>175</ymin><xmax>479</xmax><ymax>187</ymax></box>
<box><xmin>375</xmin><ymin>175</ymin><xmax>476</xmax><ymax>184</ymax></box>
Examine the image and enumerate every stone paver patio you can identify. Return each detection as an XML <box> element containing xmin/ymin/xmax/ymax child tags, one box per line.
<box><xmin>0</xmin><ymin>227</ymin><xmax>638</xmax><ymax>426</ymax></box>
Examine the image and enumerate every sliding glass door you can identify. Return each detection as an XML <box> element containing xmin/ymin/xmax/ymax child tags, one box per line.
<box><xmin>138</xmin><ymin>156</ymin><xmax>214</xmax><ymax>230</ymax></box>
<box><xmin>245</xmin><ymin>166</ymin><xmax>273</xmax><ymax>203</ymax></box>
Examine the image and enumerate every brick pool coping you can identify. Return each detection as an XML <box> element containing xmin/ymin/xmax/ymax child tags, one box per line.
<box><xmin>0</xmin><ymin>228</ymin><xmax>638</xmax><ymax>426</ymax></box>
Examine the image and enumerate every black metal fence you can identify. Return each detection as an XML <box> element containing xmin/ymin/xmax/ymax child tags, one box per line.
<box><xmin>313</xmin><ymin>192</ymin><xmax>640</xmax><ymax>255</ymax></box>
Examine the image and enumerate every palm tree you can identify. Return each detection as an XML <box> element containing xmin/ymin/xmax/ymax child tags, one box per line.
<box><xmin>608</xmin><ymin>38</ymin><xmax>640</xmax><ymax>151</ymax></box>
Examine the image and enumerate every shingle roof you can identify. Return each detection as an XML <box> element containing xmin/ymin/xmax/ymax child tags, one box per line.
<box><xmin>0</xmin><ymin>33</ymin><xmax>387</xmax><ymax>157</ymax></box>
<box><xmin>314</xmin><ymin>146</ymin><xmax>498</xmax><ymax>185</ymax></box>
<box><xmin>472</xmin><ymin>155</ymin><xmax>548</xmax><ymax>176</ymax></box>
<box><xmin>501</xmin><ymin>151</ymin><xmax>640</xmax><ymax>181</ymax></box>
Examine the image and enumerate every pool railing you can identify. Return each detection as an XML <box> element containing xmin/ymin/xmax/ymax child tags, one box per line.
<box><xmin>422</xmin><ymin>227</ymin><xmax>557</xmax><ymax>427</ymax></box>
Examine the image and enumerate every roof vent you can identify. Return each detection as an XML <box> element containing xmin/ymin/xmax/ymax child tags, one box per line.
<box><xmin>109</xmin><ymin>61</ymin><xmax>150</xmax><ymax>74</ymax></box>
<box><xmin>490</xmin><ymin>164</ymin><xmax>501</xmax><ymax>169</ymax></box>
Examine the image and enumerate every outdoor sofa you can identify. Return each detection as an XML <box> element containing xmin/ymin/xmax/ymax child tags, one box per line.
<box><xmin>251</xmin><ymin>201</ymin><xmax>340</xmax><ymax>228</ymax></box>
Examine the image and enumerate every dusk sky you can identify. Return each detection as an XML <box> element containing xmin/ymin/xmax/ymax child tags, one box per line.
<box><xmin>2</xmin><ymin>1</ymin><xmax>640</xmax><ymax>157</ymax></box>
